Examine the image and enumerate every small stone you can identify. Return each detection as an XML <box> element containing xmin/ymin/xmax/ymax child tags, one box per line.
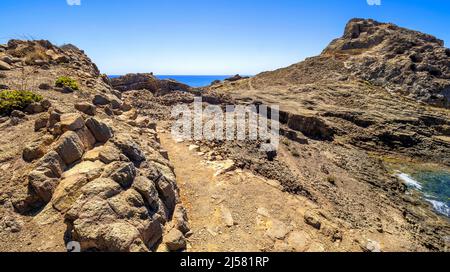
<box><xmin>304</xmin><ymin>210</ymin><xmax>322</xmax><ymax>230</ymax></box>
<box><xmin>287</xmin><ymin>231</ymin><xmax>311</xmax><ymax>252</ymax></box>
<box><xmin>38</xmin><ymin>83</ymin><xmax>52</xmax><ymax>90</ymax></box>
<box><xmin>362</xmin><ymin>239</ymin><xmax>382</xmax><ymax>252</ymax></box>
<box><xmin>188</xmin><ymin>145</ymin><xmax>200</xmax><ymax>152</ymax></box>
<box><xmin>40</xmin><ymin>99</ymin><xmax>52</xmax><ymax>110</ymax></box>
<box><xmin>265</xmin><ymin>219</ymin><xmax>289</xmax><ymax>240</ymax></box>
<box><xmin>34</xmin><ymin>114</ymin><xmax>49</xmax><ymax>131</ymax></box>
<box><xmin>221</xmin><ymin>206</ymin><xmax>235</xmax><ymax>227</ymax></box>
<box><xmin>165</xmin><ymin>229</ymin><xmax>186</xmax><ymax>251</ymax></box>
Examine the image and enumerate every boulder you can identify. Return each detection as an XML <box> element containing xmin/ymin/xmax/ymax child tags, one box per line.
<box><xmin>155</xmin><ymin>176</ymin><xmax>177</xmax><ymax>212</ymax></box>
<box><xmin>112</xmin><ymin>135</ymin><xmax>145</xmax><ymax>164</ymax></box>
<box><xmin>221</xmin><ymin>206</ymin><xmax>235</xmax><ymax>227</ymax></box>
<box><xmin>60</xmin><ymin>113</ymin><xmax>85</xmax><ymax>132</ymax></box>
<box><xmin>24</xmin><ymin>102</ymin><xmax>44</xmax><ymax>114</ymax></box>
<box><xmin>75</xmin><ymin>102</ymin><xmax>96</xmax><ymax>116</ymax></box>
<box><xmin>92</xmin><ymin>94</ymin><xmax>111</xmax><ymax>106</ymax></box>
<box><xmin>172</xmin><ymin>204</ymin><xmax>190</xmax><ymax>234</ymax></box>
<box><xmin>80</xmin><ymin>178</ymin><xmax>122</xmax><ymax>199</ymax></box>
<box><xmin>48</xmin><ymin>110</ymin><xmax>61</xmax><ymax>127</ymax></box>
<box><xmin>100</xmin><ymin>222</ymin><xmax>147</xmax><ymax>252</ymax></box>
<box><xmin>23</xmin><ymin>141</ymin><xmax>46</xmax><ymax>162</ymax></box>
<box><xmin>85</xmin><ymin>118</ymin><xmax>114</xmax><ymax>143</ymax></box>
<box><xmin>55</xmin><ymin>131</ymin><xmax>85</xmax><ymax>165</ymax></box>
<box><xmin>76</xmin><ymin>126</ymin><xmax>97</xmax><ymax>150</ymax></box>
<box><xmin>10</xmin><ymin>110</ymin><xmax>26</xmax><ymax>119</ymax></box>
<box><xmin>188</xmin><ymin>145</ymin><xmax>200</xmax><ymax>152</ymax></box>
<box><xmin>83</xmin><ymin>145</ymin><xmax>122</xmax><ymax>164</ymax></box>
<box><xmin>34</xmin><ymin>114</ymin><xmax>49</xmax><ymax>131</ymax></box>
<box><xmin>265</xmin><ymin>219</ymin><xmax>289</xmax><ymax>240</ymax></box>
<box><xmin>52</xmin><ymin>174</ymin><xmax>91</xmax><ymax>213</ymax></box>
<box><xmin>0</xmin><ymin>60</ymin><xmax>11</xmax><ymax>70</ymax></box>
<box><xmin>132</xmin><ymin>176</ymin><xmax>160</xmax><ymax>210</ymax></box>
<box><xmin>362</xmin><ymin>239</ymin><xmax>382</xmax><ymax>252</ymax></box>
<box><xmin>35</xmin><ymin>151</ymin><xmax>67</xmax><ymax>178</ymax></box>
<box><xmin>102</xmin><ymin>161</ymin><xmax>136</xmax><ymax>188</ymax></box>
<box><xmin>164</xmin><ymin>229</ymin><xmax>186</xmax><ymax>251</ymax></box>
<box><xmin>28</xmin><ymin>169</ymin><xmax>61</xmax><ymax>203</ymax></box>
<box><xmin>28</xmin><ymin>151</ymin><xmax>67</xmax><ymax>203</ymax></box>
<box><xmin>62</xmin><ymin>160</ymin><xmax>104</xmax><ymax>179</ymax></box>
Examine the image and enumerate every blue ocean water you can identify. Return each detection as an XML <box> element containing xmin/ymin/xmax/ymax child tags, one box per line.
<box><xmin>398</xmin><ymin>170</ymin><xmax>450</xmax><ymax>217</ymax></box>
<box><xmin>109</xmin><ymin>75</ymin><xmax>232</xmax><ymax>88</ymax></box>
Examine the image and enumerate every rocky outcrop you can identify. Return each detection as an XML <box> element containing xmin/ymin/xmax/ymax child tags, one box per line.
<box><xmin>324</xmin><ymin>18</ymin><xmax>450</xmax><ymax>108</ymax></box>
<box><xmin>11</xmin><ymin>105</ymin><xmax>186</xmax><ymax>252</ymax></box>
<box><xmin>224</xmin><ymin>74</ymin><xmax>250</xmax><ymax>82</ymax></box>
<box><xmin>110</xmin><ymin>73</ymin><xmax>191</xmax><ymax>95</ymax></box>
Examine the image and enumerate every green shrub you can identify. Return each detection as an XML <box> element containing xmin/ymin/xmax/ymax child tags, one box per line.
<box><xmin>55</xmin><ymin>76</ymin><xmax>79</xmax><ymax>90</ymax></box>
<box><xmin>0</xmin><ymin>90</ymin><xmax>43</xmax><ymax>116</ymax></box>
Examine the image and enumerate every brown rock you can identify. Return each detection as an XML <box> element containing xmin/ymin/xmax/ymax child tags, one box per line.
<box><xmin>23</xmin><ymin>142</ymin><xmax>46</xmax><ymax>162</ymax></box>
<box><xmin>75</xmin><ymin>102</ymin><xmax>96</xmax><ymax>116</ymax></box>
<box><xmin>0</xmin><ymin>60</ymin><xmax>11</xmax><ymax>70</ymax></box>
<box><xmin>304</xmin><ymin>210</ymin><xmax>322</xmax><ymax>230</ymax></box>
<box><xmin>76</xmin><ymin>126</ymin><xmax>96</xmax><ymax>150</ymax></box>
<box><xmin>102</xmin><ymin>161</ymin><xmax>136</xmax><ymax>188</ymax></box>
<box><xmin>60</xmin><ymin>113</ymin><xmax>85</xmax><ymax>132</ymax></box>
<box><xmin>164</xmin><ymin>229</ymin><xmax>186</xmax><ymax>251</ymax></box>
<box><xmin>85</xmin><ymin>117</ymin><xmax>114</xmax><ymax>143</ymax></box>
<box><xmin>55</xmin><ymin>131</ymin><xmax>85</xmax><ymax>165</ymax></box>
<box><xmin>34</xmin><ymin>114</ymin><xmax>49</xmax><ymax>131</ymax></box>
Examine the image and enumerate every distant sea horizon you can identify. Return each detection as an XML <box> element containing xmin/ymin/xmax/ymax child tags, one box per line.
<box><xmin>108</xmin><ymin>75</ymin><xmax>241</xmax><ymax>88</ymax></box>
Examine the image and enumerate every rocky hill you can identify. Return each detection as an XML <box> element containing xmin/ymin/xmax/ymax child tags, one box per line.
<box><xmin>206</xmin><ymin>19</ymin><xmax>450</xmax><ymax>251</ymax></box>
<box><xmin>0</xmin><ymin>40</ymin><xmax>189</xmax><ymax>252</ymax></box>
<box><xmin>324</xmin><ymin>18</ymin><xmax>450</xmax><ymax>108</ymax></box>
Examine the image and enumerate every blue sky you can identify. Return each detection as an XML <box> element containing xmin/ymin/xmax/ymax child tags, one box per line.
<box><xmin>1</xmin><ymin>0</ymin><xmax>450</xmax><ymax>75</ymax></box>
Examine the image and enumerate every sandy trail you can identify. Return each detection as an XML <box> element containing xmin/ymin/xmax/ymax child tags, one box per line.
<box><xmin>159</xmin><ymin>129</ymin><xmax>331</xmax><ymax>252</ymax></box>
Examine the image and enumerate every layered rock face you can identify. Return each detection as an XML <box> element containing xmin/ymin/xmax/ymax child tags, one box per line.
<box><xmin>0</xmin><ymin>40</ymin><xmax>188</xmax><ymax>252</ymax></box>
<box><xmin>323</xmin><ymin>18</ymin><xmax>450</xmax><ymax>108</ymax></box>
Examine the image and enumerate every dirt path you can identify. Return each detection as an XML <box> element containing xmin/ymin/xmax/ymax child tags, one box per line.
<box><xmin>159</xmin><ymin>129</ymin><xmax>339</xmax><ymax>252</ymax></box>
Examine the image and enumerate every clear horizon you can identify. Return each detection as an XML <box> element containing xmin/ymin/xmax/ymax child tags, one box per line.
<box><xmin>1</xmin><ymin>0</ymin><xmax>450</xmax><ymax>75</ymax></box>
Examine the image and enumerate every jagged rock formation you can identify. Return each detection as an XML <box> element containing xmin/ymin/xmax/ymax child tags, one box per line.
<box><xmin>0</xmin><ymin>40</ymin><xmax>188</xmax><ymax>252</ymax></box>
<box><xmin>324</xmin><ymin>19</ymin><xmax>450</xmax><ymax>108</ymax></box>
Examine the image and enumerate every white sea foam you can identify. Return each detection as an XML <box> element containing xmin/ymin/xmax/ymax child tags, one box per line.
<box><xmin>426</xmin><ymin>199</ymin><xmax>450</xmax><ymax>217</ymax></box>
<box><xmin>397</xmin><ymin>173</ymin><xmax>423</xmax><ymax>190</ymax></box>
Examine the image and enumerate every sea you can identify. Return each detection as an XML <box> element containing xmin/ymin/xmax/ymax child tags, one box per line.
<box><xmin>397</xmin><ymin>170</ymin><xmax>450</xmax><ymax>217</ymax></box>
<box><xmin>108</xmin><ymin>75</ymin><xmax>233</xmax><ymax>88</ymax></box>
